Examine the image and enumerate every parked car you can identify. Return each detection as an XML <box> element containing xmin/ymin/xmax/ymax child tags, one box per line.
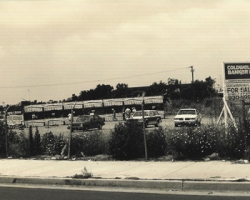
<box><xmin>68</xmin><ymin>114</ymin><xmax>105</xmax><ymax>131</ymax></box>
<box><xmin>129</xmin><ymin>110</ymin><xmax>162</xmax><ymax>128</ymax></box>
<box><xmin>174</xmin><ymin>108</ymin><xmax>201</xmax><ymax>127</ymax></box>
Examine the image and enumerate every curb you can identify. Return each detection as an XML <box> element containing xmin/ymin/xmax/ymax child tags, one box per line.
<box><xmin>1</xmin><ymin>177</ymin><xmax>250</xmax><ymax>192</ymax></box>
<box><xmin>0</xmin><ymin>177</ymin><xmax>182</xmax><ymax>191</ymax></box>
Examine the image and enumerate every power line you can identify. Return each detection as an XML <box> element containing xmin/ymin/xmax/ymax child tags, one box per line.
<box><xmin>0</xmin><ymin>67</ymin><xmax>188</xmax><ymax>89</ymax></box>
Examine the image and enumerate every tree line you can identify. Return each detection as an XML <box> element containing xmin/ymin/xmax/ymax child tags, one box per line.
<box><xmin>68</xmin><ymin>76</ymin><xmax>218</xmax><ymax>102</ymax></box>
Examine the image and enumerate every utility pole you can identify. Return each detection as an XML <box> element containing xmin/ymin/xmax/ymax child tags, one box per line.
<box><xmin>189</xmin><ymin>66</ymin><xmax>194</xmax><ymax>83</ymax></box>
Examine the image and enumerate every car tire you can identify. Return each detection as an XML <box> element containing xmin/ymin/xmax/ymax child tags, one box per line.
<box><xmin>145</xmin><ymin>121</ymin><xmax>148</xmax><ymax>128</ymax></box>
<box><xmin>98</xmin><ymin>124</ymin><xmax>102</xmax><ymax>130</ymax></box>
<box><xmin>155</xmin><ymin>120</ymin><xmax>159</xmax><ymax>127</ymax></box>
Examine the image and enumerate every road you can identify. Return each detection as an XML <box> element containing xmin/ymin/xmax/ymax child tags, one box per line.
<box><xmin>1</xmin><ymin>186</ymin><xmax>250</xmax><ymax>200</ymax></box>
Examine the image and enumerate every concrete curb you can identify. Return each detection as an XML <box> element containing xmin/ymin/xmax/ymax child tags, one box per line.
<box><xmin>0</xmin><ymin>177</ymin><xmax>182</xmax><ymax>190</ymax></box>
<box><xmin>1</xmin><ymin>176</ymin><xmax>250</xmax><ymax>192</ymax></box>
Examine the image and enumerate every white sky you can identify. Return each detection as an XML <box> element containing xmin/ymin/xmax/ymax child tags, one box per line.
<box><xmin>1</xmin><ymin>0</ymin><xmax>250</xmax><ymax>105</ymax></box>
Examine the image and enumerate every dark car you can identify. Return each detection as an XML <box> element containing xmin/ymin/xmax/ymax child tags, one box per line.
<box><xmin>68</xmin><ymin>114</ymin><xmax>105</xmax><ymax>131</ymax></box>
<box><xmin>129</xmin><ymin>110</ymin><xmax>162</xmax><ymax>128</ymax></box>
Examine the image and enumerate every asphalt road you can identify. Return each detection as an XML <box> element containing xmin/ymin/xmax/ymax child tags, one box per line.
<box><xmin>1</xmin><ymin>186</ymin><xmax>250</xmax><ymax>200</ymax></box>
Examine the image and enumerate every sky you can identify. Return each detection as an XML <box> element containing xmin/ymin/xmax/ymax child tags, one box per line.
<box><xmin>1</xmin><ymin>0</ymin><xmax>250</xmax><ymax>105</ymax></box>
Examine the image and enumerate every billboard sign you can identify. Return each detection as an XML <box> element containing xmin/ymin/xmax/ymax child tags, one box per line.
<box><xmin>224</xmin><ymin>63</ymin><xmax>250</xmax><ymax>101</ymax></box>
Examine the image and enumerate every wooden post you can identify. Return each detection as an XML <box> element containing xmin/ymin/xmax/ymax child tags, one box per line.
<box><xmin>5</xmin><ymin>112</ymin><xmax>8</xmax><ymax>158</ymax></box>
<box><xmin>68</xmin><ymin>101</ymin><xmax>77</xmax><ymax>160</ymax></box>
<box><xmin>242</xmin><ymin>100</ymin><xmax>248</xmax><ymax>153</ymax></box>
<box><xmin>4</xmin><ymin>105</ymin><xmax>10</xmax><ymax>158</ymax></box>
<box><xmin>142</xmin><ymin>93</ymin><xmax>148</xmax><ymax>160</ymax></box>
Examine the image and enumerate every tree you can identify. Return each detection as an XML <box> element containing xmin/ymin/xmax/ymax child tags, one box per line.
<box><xmin>113</xmin><ymin>83</ymin><xmax>128</xmax><ymax>98</ymax></box>
<box><xmin>78</xmin><ymin>84</ymin><xmax>113</xmax><ymax>101</ymax></box>
<box><xmin>180</xmin><ymin>76</ymin><xmax>216</xmax><ymax>100</ymax></box>
<box><xmin>78</xmin><ymin>89</ymin><xmax>95</xmax><ymax>101</ymax></box>
<box><xmin>205</xmin><ymin>76</ymin><xmax>216</xmax><ymax>97</ymax></box>
<box><xmin>146</xmin><ymin>81</ymin><xmax>167</xmax><ymax>96</ymax></box>
<box><xmin>94</xmin><ymin>84</ymin><xmax>113</xmax><ymax>100</ymax></box>
<box><xmin>71</xmin><ymin>94</ymin><xmax>78</xmax><ymax>101</ymax></box>
<box><xmin>167</xmin><ymin>78</ymin><xmax>181</xmax><ymax>100</ymax></box>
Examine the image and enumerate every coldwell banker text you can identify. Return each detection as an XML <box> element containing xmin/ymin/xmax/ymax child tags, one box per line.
<box><xmin>227</xmin><ymin>65</ymin><xmax>250</xmax><ymax>75</ymax></box>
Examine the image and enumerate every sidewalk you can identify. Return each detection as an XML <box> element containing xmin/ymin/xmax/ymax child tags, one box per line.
<box><xmin>1</xmin><ymin>159</ymin><xmax>250</xmax><ymax>192</ymax></box>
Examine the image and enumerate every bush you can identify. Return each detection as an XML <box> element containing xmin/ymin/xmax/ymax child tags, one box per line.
<box><xmin>8</xmin><ymin>130</ymin><xmax>29</xmax><ymax>157</ymax></box>
<box><xmin>166</xmin><ymin>126</ymin><xmax>218</xmax><ymax>160</ymax></box>
<box><xmin>108</xmin><ymin>121</ymin><xmax>144</xmax><ymax>160</ymax></box>
<box><xmin>41</xmin><ymin>131</ymin><xmax>67</xmax><ymax>155</ymax></box>
<box><xmin>147</xmin><ymin>127</ymin><xmax>167</xmax><ymax>158</ymax></box>
<box><xmin>41</xmin><ymin>131</ymin><xmax>56</xmax><ymax>155</ymax></box>
<box><xmin>33</xmin><ymin>127</ymin><xmax>41</xmax><ymax>155</ymax></box>
<box><xmin>71</xmin><ymin>130</ymin><xmax>108</xmax><ymax>156</ymax></box>
<box><xmin>0</xmin><ymin>122</ymin><xmax>6</xmax><ymax>157</ymax></box>
<box><xmin>54</xmin><ymin>133</ymin><xmax>67</xmax><ymax>156</ymax></box>
<box><xmin>216</xmin><ymin>123</ymin><xmax>246</xmax><ymax>160</ymax></box>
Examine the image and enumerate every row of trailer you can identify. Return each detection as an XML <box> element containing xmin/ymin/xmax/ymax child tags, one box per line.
<box><xmin>3</xmin><ymin>96</ymin><xmax>164</xmax><ymax>128</ymax></box>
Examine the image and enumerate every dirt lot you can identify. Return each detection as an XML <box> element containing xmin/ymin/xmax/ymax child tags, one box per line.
<box><xmin>19</xmin><ymin>116</ymin><xmax>171</xmax><ymax>137</ymax></box>
<box><xmin>17</xmin><ymin>114</ymin><xmax>216</xmax><ymax>137</ymax></box>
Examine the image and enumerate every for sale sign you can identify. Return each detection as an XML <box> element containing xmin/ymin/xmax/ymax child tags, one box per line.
<box><xmin>224</xmin><ymin>63</ymin><xmax>250</xmax><ymax>101</ymax></box>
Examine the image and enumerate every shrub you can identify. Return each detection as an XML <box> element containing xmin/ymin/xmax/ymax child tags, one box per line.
<box><xmin>71</xmin><ymin>130</ymin><xmax>108</xmax><ymax>156</ymax></box>
<box><xmin>54</xmin><ymin>133</ymin><xmax>67</xmax><ymax>155</ymax></box>
<box><xmin>108</xmin><ymin>121</ymin><xmax>144</xmax><ymax>160</ymax></box>
<box><xmin>147</xmin><ymin>127</ymin><xmax>167</xmax><ymax>158</ymax></box>
<box><xmin>41</xmin><ymin>131</ymin><xmax>56</xmax><ymax>155</ymax></box>
<box><xmin>41</xmin><ymin>131</ymin><xmax>68</xmax><ymax>155</ymax></box>
<box><xmin>0</xmin><ymin>122</ymin><xmax>6</xmax><ymax>157</ymax></box>
<box><xmin>8</xmin><ymin>130</ymin><xmax>29</xmax><ymax>157</ymax></box>
<box><xmin>166</xmin><ymin>126</ymin><xmax>218</xmax><ymax>160</ymax></box>
<box><xmin>33</xmin><ymin>127</ymin><xmax>41</xmax><ymax>155</ymax></box>
<box><xmin>216</xmin><ymin>123</ymin><xmax>246</xmax><ymax>160</ymax></box>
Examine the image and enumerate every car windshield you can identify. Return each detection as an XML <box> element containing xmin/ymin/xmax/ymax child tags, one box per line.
<box><xmin>76</xmin><ymin>116</ymin><xmax>90</xmax><ymax>122</ymax></box>
<box><xmin>178</xmin><ymin>110</ymin><xmax>196</xmax><ymax>115</ymax></box>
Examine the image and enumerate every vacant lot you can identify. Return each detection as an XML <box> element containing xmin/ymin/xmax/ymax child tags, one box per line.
<box><xmin>17</xmin><ymin>114</ymin><xmax>217</xmax><ymax>138</ymax></box>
